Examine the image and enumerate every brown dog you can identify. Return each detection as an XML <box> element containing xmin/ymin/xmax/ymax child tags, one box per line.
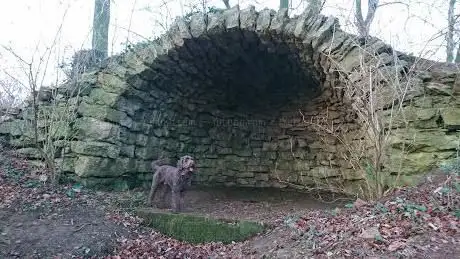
<box><xmin>147</xmin><ymin>155</ymin><xmax>196</xmax><ymax>212</ymax></box>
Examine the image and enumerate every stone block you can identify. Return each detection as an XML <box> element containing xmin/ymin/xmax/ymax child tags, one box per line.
<box><xmin>277</xmin><ymin>152</ymin><xmax>295</xmax><ymax>160</ymax></box>
<box><xmin>262</xmin><ymin>142</ymin><xmax>278</xmax><ymax>151</ymax></box>
<box><xmin>98</xmin><ymin>72</ymin><xmax>130</xmax><ymax>94</ymax></box>
<box><xmin>152</xmin><ymin>127</ymin><xmax>170</xmax><ymax>137</ymax></box>
<box><xmin>74</xmin><ymin>156</ymin><xmax>132</xmax><ymax>177</ymax></box>
<box><xmin>254</xmin><ymin>173</ymin><xmax>270</xmax><ymax>181</ymax></box>
<box><xmin>236</xmin><ymin>178</ymin><xmax>256</xmax><ymax>186</ymax></box>
<box><xmin>71</xmin><ymin>141</ymin><xmax>120</xmax><ymax>158</ymax></box>
<box><xmin>246</xmin><ymin>158</ymin><xmax>262</xmax><ymax>166</ymax></box>
<box><xmin>135</xmin><ymin>160</ymin><xmax>152</xmax><ymax>173</ymax></box>
<box><xmin>74</xmin><ymin>117</ymin><xmax>120</xmax><ymax>144</ymax></box>
<box><xmin>209</xmin><ymin>175</ymin><xmax>227</xmax><ymax>183</ymax></box>
<box><xmin>389</xmin><ymin>129</ymin><xmax>459</xmax><ymax>152</ymax></box>
<box><xmin>278</xmin><ymin>139</ymin><xmax>295</xmax><ymax>151</ymax></box>
<box><xmin>116</xmin><ymin>96</ymin><xmax>142</xmax><ymax>117</ymax></box>
<box><xmin>132</xmin><ymin>122</ymin><xmax>152</xmax><ymax>134</ymax></box>
<box><xmin>119</xmin><ymin>128</ymin><xmax>136</xmax><ymax>145</ymax></box>
<box><xmin>440</xmin><ymin>108</ymin><xmax>460</xmax><ymax>130</ymax></box>
<box><xmin>216</xmin><ymin>147</ymin><xmax>232</xmax><ymax>154</ymax></box>
<box><xmin>237</xmin><ymin>172</ymin><xmax>255</xmax><ymax>178</ymax></box>
<box><xmin>425</xmin><ymin>82</ymin><xmax>452</xmax><ymax>96</ymax></box>
<box><xmin>87</xmin><ymin>88</ymin><xmax>119</xmax><ymax>106</ymax></box>
<box><xmin>120</xmin><ymin>145</ymin><xmax>135</xmax><ymax>158</ymax></box>
<box><xmin>135</xmin><ymin>145</ymin><xmax>161</xmax><ymax>160</ymax></box>
<box><xmin>135</xmin><ymin>134</ymin><xmax>149</xmax><ymax>146</ymax></box>
<box><xmin>292</xmin><ymin>160</ymin><xmax>311</xmax><ymax>171</ymax></box>
<box><xmin>0</xmin><ymin>120</ymin><xmax>28</xmax><ymax>136</ymax></box>
<box><xmin>276</xmin><ymin>160</ymin><xmax>293</xmax><ymax>171</ymax></box>
<box><xmin>78</xmin><ymin>102</ymin><xmax>133</xmax><ymax>128</ymax></box>
<box><xmin>255</xmin><ymin>181</ymin><xmax>272</xmax><ymax>188</ymax></box>
<box><xmin>341</xmin><ymin>169</ymin><xmax>365</xmax><ymax>180</ymax></box>
<box><xmin>16</xmin><ymin>147</ymin><xmax>43</xmax><ymax>159</ymax></box>
<box><xmin>247</xmin><ymin>165</ymin><xmax>269</xmax><ymax>172</ymax></box>
<box><xmin>55</xmin><ymin>157</ymin><xmax>76</xmax><ymax>172</ymax></box>
<box><xmin>194</xmin><ymin>145</ymin><xmax>209</xmax><ymax>153</ymax></box>
<box><xmin>309</xmin><ymin>166</ymin><xmax>341</xmax><ymax>178</ymax></box>
<box><xmin>197</xmin><ymin>159</ymin><xmax>218</xmax><ymax>168</ymax></box>
<box><xmin>387</xmin><ymin>150</ymin><xmax>453</xmax><ymax>175</ymax></box>
<box><xmin>222</xmin><ymin>170</ymin><xmax>236</xmax><ymax>176</ymax></box>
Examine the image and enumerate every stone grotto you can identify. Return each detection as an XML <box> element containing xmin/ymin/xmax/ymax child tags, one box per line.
<box><xmin>0</xmin><ymin>6</ymin><xmax>459</xmax><ymax>193</ymax></box>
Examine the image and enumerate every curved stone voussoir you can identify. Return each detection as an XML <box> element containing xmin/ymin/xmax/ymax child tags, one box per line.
<box><xmin>175</xmin><ymin>15</ymin><xmax>220</xmax><ymax>75</ymax></box>
<box><xmin>283</xmin><ymin>16</ymin><xmax>301</xmax><ymax>38</ymax></box>
<box><xmin>255</xmin><ymin>8</ymin><xmax>275</xmax><ymax>33</ymax></box>
<box><xmin>223</xmin><ymin>4</ymin><xmax>241</xmax><ymax>31</ymax></box>
<box><xmin>189</xmin><ymin>12</ymin><xmax>207</xmax><ymax>38</ymax></box>
<box><xmin>206</xmin><ymin>10</ymin><xmax>226</xmax><ymax>35</ymax></box>
<box><xmin>310</xmin><ymin>16</ymin><xmax>340</xmax><ymax>49</ymax></box>
<box><xmin>293</xmin><ymin>9</ymin><xmax>314</xmax><ymax>39</ymax></box>
<box><xmin>168</xmin><ymin>17</ymin><xmax>193</xmax><ymax>47</ymax></box>
<box><xmin>239</xmin><ymin>5</ymin><xmax>258</xmax><ymax>32</ymax></box>
<box><xmin>268</xmin><ymin>8</ymin><xmax>289</xmax><ymax>35</ymax></box>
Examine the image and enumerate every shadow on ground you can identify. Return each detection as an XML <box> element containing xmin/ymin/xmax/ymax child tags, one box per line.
<box><xmin>146</xmin><ymin>186</ymin><xmax>350</xmax><ymax>223</ymax></box>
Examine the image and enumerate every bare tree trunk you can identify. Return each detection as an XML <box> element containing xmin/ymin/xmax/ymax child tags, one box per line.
<box><xmin>92</xmin><ymin>0</ymin><xmax>110</xmax><ymax>59</ymax></box>
<box><xmin>222</xmin><ymin>0</ymin><xmax>231</xmax><ymax>9</ymax></box>
<box><xmin>446</xmin><ymin>0</ymin><xmax>457</xmax><ymax>63</ymax></box>
<box><xmin>455</xmin><ymin>45</ymin><xmax>460</xmax><ymax>64</ymax></box>
<box><xmin>354</xmin><ymin>0</ymin><xmax>380</xmax><ymax>40</ymax></box>
<box><xmin>308</xmin><ymin>0</ymin><xmax>324</xmax><ymax>13</ymax></box>
<box><xmin>280</xmin><ymin>0</ymin><xmax>289</xmax><ymax>10</ymax></box>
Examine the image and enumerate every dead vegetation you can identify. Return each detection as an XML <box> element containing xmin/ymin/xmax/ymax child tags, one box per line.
<box><xmin>298</xmin><ymin>36</ymin><xmax>444</xmax><ymax>201</ymax></box>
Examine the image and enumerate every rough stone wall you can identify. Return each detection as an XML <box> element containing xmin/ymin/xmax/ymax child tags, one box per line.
<box><xmin>0</xmin><ymin>6</ymin><xmax>458</xmax><ymax>192</ymax></box>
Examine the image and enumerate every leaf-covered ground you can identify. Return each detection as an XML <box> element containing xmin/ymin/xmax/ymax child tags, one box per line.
<box><xmin>0</xmin><ymin>151</ymin><xmax>458</xmax><ymax>258</ymax></box>
<box><xmin>236</xmin><ymin>171</ymin><xmax>459</xmax><ymax>258</ymax></box>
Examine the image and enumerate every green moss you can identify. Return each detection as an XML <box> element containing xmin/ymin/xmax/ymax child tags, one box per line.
<box><xmin>137</xmin><ymin>210</ymin><xmax>265</xmax><ymax>244</ymax></box>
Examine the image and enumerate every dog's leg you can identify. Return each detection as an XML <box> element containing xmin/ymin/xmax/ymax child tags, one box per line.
<box><xmin>158</xmin><ymin>185</ymin><xmax>169</xmax><ymax>209</ymax></box>
<box><xmin>147</xmin><ymin>172</ymin><xmax>159</xmax><ymax>206</ymax></box>
<box><xmin>178</xmin><ymin>189</ymin><xmax>185</xmax><ymax>211</ymax></box>
<box><xmin>171</xmin><ymin>188</ymin><xmax>180</xmax><ymax>213</ymax></box>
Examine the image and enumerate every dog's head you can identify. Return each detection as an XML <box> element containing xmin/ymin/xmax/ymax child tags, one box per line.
<box><xmin>177</xmin><ymin>155</ymin><xmax>196</xmax><ymax>175</ymax></box>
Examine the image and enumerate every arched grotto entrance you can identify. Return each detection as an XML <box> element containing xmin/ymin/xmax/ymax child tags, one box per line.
<box><xmin>1</xmin><ymin>6</ymin><xmax>458</xmax><ymax>193</ymax></box>
<box><xmin>98</xmin><ymin>7</ymin><xmax>356</xmax><ymax>190</ymax></box>
<box><xmin>129</xmin><ymin>29</ymin><xmax>326</xmax><ymax>188</ymax></box>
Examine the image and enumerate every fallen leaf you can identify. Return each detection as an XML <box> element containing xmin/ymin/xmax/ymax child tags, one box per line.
<box><xmin>388</xmin><ymin>240</ymin><xmax>406</xmax><ymax>251</ymax></box>
<box><xmin>359</xmin><ymin>226</ymin><xmax>381</xmax><ymax>241</ymax></box>
<box><xmin>353</xmin><ymin>198</ymin><xmax>368</xmax><ymax>209</ymax></box>
<box><xmin>428</xmin><ymin>222</ymin><xmax>439</xmax><ymax>231</ymax></box>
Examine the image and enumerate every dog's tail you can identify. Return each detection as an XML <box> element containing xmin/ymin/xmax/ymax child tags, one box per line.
<box><xmin>151</xmin><ymin>158</ymin><xmax>169</xmax><ymax>171</ymax></box>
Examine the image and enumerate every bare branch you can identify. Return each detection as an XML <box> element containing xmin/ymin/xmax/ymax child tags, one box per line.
<box><xmin>377</xmin><ymin>1</ymin><xmax>408</xmax><ymax>8</ymax></box>
<box><xmin>222</xmin><ymin>0</ymin><xmax>231</xmax><ymax>9</ymax></box>
<box><xmin>446</xmin><ymin>0</ymin><xmax>457</xmax><ymax>63</ymax></box>
<box><xmin>354</xmin><ymin>0</ymin><xmax>380</xmax><ymax>40</ymax></box>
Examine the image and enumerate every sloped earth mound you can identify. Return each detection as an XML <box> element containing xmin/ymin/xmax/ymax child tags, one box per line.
<box><xmin>1</xmin><ymin>151</ymin><xmax>459</xmax><ymax>258</ymax></box>
<box><xmin>235</xmin><ymin>170</ymin><xmax>460</xmax><ymax>259</ymax></box>
<box><xmin>0</xmin><ymin>153</ymin><xmax>133</xmax><ymax>258</ymax></box>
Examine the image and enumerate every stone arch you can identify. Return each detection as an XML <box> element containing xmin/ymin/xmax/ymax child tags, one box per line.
<box><xmin>1</xmin><ymin>6</ymin><xmax>459</xmax><ymax>191</ymax></box>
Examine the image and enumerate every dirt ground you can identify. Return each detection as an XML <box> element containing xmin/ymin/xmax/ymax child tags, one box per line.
<box><xmin>155</xmin><ymin>186</ymin><xmax>349</xmax><ymax>222</ymax></box>
<box><xmin>0</xmin><ymin>152</ymin><xmax>459</xmax><ymax>259</ymax></box>
<box><xmin>0</xmin><ymin>167</ymin><xmax>345</xmax><ymax>258</ymax></box>
<box><xmin>0</xmin><ymin>198</ymin><xmax>129</xmax><ymax>258</ymax></box>
<box><xmin>0</xmin><ymin>189</ymin><xmax>342</xmax><ymax>259</ymax></box>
